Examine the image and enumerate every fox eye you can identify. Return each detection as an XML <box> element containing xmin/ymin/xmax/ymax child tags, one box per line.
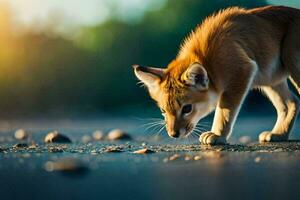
<box><xmin>182</xmin><ymin>104</ymin><xmax>192</xmax><ymax>115</ymax></box>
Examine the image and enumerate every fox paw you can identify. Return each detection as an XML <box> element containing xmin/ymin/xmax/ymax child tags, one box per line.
<box><xmin>259</xmin><ymin>131</ymin><xmax>288</xmax><ymax>143</ymax></box>
<box><xmin>199</xmin><ymin>132</ymin><xmax>226</xmax><ymax>145</ymax></box>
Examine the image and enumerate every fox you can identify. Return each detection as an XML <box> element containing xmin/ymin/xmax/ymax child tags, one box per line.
<box><xmin>133</xmin><ymin>6</ymin><xmax>300</xmax><ymax>145</ymax></box>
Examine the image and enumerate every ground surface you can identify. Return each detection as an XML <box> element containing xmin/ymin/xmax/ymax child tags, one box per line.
<box><xmin>0</xmin><ymin>116</ymin><xmax>300</xmax><ymax>200</ymax></box>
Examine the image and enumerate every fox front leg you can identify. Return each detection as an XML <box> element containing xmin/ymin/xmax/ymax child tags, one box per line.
<box><xmin>200</xmin><ymin>65</ymin><xmax>257</xmax><ymax>145</ymax></box>
<box><xmin>200</xmin><ymin>92</ymin><xmax>243</xmax><ymax>145</ymax></box>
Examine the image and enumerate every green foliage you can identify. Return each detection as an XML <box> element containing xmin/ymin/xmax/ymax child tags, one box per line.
<box><xmin>0</xmin><ymin>0</ymin><xmax>267</xmax><ymax>114</ymax></box>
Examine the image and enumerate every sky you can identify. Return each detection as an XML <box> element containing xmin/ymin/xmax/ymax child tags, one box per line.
<box><xmin>2</xmin><ymin>0</ymin><xmax>166</xmax><ymax>26</ymax></box>
<box><xmin>1</xmin><ymin>0</ymin><xmax>300</xmax><ymax>28</ymax></box>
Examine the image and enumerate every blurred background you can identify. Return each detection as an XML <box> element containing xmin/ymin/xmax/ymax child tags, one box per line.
<box><xmin>0</xmin><ymin>0</ymin><xmax>299</xmax><ymax>117</ymax></box>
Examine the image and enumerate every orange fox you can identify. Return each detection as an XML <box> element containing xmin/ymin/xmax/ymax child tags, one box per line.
<box><xmin>134</xmin><ymin>6</ymin><xmax>300</xmax><ymax>145</ymax></box>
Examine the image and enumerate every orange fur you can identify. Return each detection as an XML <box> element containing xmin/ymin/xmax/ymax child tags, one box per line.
<box><xmin>134</xmin><ymin>6</ymin><xmax>300</xmax><ymax>144</ymax></box>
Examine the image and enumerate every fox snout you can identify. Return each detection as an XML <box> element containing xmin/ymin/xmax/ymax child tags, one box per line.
<box><xmin>167</xmin><ymin>128</ymin><xmax>188</xmax><ymax>138</ymax></box>
<box><xmin>166</xmin><ymin>120</ymin><xmax>190</xmax><ymax>138</ymax></box>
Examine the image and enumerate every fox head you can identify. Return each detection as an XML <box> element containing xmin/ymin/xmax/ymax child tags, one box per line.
<box><xmin>133</xmin><ymin>59</ymin><xmax>218</xmax><ymax>138</ymax></box>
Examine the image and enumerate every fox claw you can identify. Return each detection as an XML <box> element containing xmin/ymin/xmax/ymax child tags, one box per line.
<box><xmin>259</xmin><ymin>131</ymin><xmax>288</xmax><ymax>143</ymax></box>
<box><xmin>199</xmin><ymin>132</ymin><xmax>226</xmax><ymax>145</ymax></box>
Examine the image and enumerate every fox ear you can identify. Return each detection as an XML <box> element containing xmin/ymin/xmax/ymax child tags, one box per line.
<box><xmin>181</xmin><ymin>63</ymin><xmax>209</xmax><ymax>90</ymax></box>
<box><xmin>133</xmin><ymin>65</ymin><xmax>165</xmax><ymax>91</ymax></box>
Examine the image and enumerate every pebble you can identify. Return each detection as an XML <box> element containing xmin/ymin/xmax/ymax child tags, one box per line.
<box><xmin>273</xmin><ymin>148</ymin><xmax>284</xmax><ymax>152</ymax></box>
<box><xmin>105</xmin><ymin>146</ymin><xmax>123</xmax><ymax>153</ymax></box>
<box><xmin>28</xmin><ymin>144</ymin><xmax>38</xmax><ymax>149</ymax></box>
<box><xmin>239</xmin><ymin>136</ymin><xmax>252</xmax><ymax>144</ymax></box>
<box><xmin>254</xmin><ymin>156</ymin><xmax>261</xmax><ymax>163</ymax></box>
<box><xmin>107</xmin><ymin>129</ymin><xmax>131</xmax><ymax>140</ymax></box>
<box><xmin>13</xmin><ymin>143</ymin><xmax>28</xmax><ymax>148</ymax></box>
<box><xmin>44</xmin><ymin>159</ymin><xmax>88</xmax><ymax>176</ymax></box>
<box><xmin>44</xmin><ymin>131</ymin><xmax>71</xmax><ymax>143</ymax></box>
<box><xmin>92</xmin><ymin>131</ymin><xmax>104</xmax><ymax>140</ymax></box>
<box><xmin>14</xmin><ymin>129</ymin><xmax>28</xmax><ymax>140</ymax></box>
<box><xmin>141</xmin><ymin>142</ymin><xmax>147</xmax><ymax>147</ymax></box>
<box><xmin>90</xmin><ymin>149</ymin><xmax>98</xmax><ymax>155</ymax></box>
<box><xmin>81</xmin><ymin>135</ymin><xmax>92</xmax><ymax>144</ymax></box>
<box><xmin>194</xmin><ymin>155</ymin><xmax>202</xmax><ymax>160</ymax></box>
<box><xmin>133</xmin><ymin>148</ymin><xmax>154</xmax><ymax>154</ymax></box>
<box><xmin>169</xmin><ymin>154</ymin><xmax>180</xmax><ymax>161</ymax></box>
<box><xmin>48</xmin><ymin>147</ymin><xmax>64</xmax><ymax>153</ymax></box>
<box><xmin>184</xmin><ymin>155</ymin><xmax>192</xmax><ymax>161</ymax></box>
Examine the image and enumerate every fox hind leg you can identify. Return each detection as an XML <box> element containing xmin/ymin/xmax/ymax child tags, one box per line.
<box><xmin>259</xmin><ymin>81</ymin><xmax>299</xmax><ymax>143</ymax></box>
<box><xmin>281</xmin><ymin>18</ymin><xmax>300</xmax><ymax>96</ymax></box>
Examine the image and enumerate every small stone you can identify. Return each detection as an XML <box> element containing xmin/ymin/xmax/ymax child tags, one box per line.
<box><xmin>14</xmin><ymin>129</ymin><xmax>28</xmax><ymax>140</ymax></box>
<box><xmin>133</xmin><ymin>148</ymin><xmax>154</xmax><ymax>154</ymax></box>
<box><xmin>44</xmin><ymin>131</ymin><xmax>71</xmax><ymax>143</ymax></box>
<box><xmin>163</xmin><ymin>157</ymin><xmax>169</xmax><ymax>163</ymax></box>
<box><xmin>90</xmin><ymin>149</ymin><xmax>98</xmax><ymax>155</ymax></box>
<box><xmin>194</xmin><ymin>155</ymin><xmax>202</xmax><ymax>160</ymax></box>
<box><xmin>239</xmin><ymin>136</ymin><xmax>252</xmax><ymax>144</ymax></box>
<box><xmin>81</xmin><ymin>135</ymin><xmax>92</xmax><ymax>144</ymax></box>
<box><xmin>28</xmin><ymin>144</ymin><xmax>38</xmax><ymax>149</ymax></box>
<box><xmin>184</xmin><ymin>155</ymin><xmax>192</xmax><ymax>161</ymax></box>
<box><xmin>258</xmin><ymin>150</ymin><xmax>269</xmax><ymax>153</ymax></box>
<box><xmin>107</xmin><ymin>129</ymin><xmax>131</xmax><ymax>141</ymax></box>
<box><xmin>169</xmin><ymin>154</ymin><xmax>180</xmax><ymax>161</ymax></box>
<box><xmin>13</xmin><ymin>143</ymin><xmax>28</xmax><ymax>148</ymax></box>
<box><xmin>92</xmin><ymin>131</ymin><xmax>104</xmax><ymax>140</ymax></box>
<box><xmin>274</xmin><ymin>148</ymin><xmax>284</xmax><ymax>152</ymax></box>
<box><xmin>105</xmin><ymin>146</ymin><xmax>123</xmax><ymax>153</ymax></box>
<box><xmin>254</xmin><ymin>156</ymin><xmax>261</xmax><ymax>163</ymax></box>
<box><xmin>141</xmin><ymin>142</ymin><xmax>147</xmax><ymax>147</ymax></box>
<box><xmin>48</xmin><ymin>147</ymin><xmax>64</xmax><ymax>153</ymax></box>
<box><xmin>44</xmin><ymin>159</ymin><xmax>88</xmax><ymax>176</ymax></box>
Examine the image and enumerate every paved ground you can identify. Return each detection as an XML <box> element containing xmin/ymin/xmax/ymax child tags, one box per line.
<box><xmin>0</xmin><ymin>117</ymin><xmax>300</xmax><ymax>200</ymax></box>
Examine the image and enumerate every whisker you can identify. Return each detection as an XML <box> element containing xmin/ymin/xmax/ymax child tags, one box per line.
<box><xmin>197</xmin><ymin>126</ymin><xmax>210</xmax><ymax>130</ymax></box>
<box><xmin>144</xmin><ymin>123</ymin><xmax>164</xmax><ymax>133</ymax></box>
<box><xmin>192</xmin><ymin>132</ymin><xmax>201</xmax><ymax>137</ymax></box>
<box><xmin>194</xmin><ymin>127</ymin><xmax>207</xmax><ymax>132</ymax></box>
<box><xmin>139</xmin><ymin>123</ymin><xmax>160</xmax><ymax>130</ymax></box>
<box><xmin>157</xmin><ymin>125</ymin><xmax>166</xmax><ymax>135</ymax></box>
<box><xmin>132</xmin><ymin>117</ymin><xmax>164</xmax><ymax>121</ymax></box>
<box><xmin>139</xmin><ymin>121</ymin><xmax>164</xmax><ymax>128</ymax></box>
<box><xmin>154</xmin><ymin>124</ymin><xmax>165</xmax><ymax>132</ymax></box>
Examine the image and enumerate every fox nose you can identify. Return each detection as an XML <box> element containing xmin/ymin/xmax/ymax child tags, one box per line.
<box><xmin>168</xmin><ymin>130</ymin><xmax>180</xmax><ymax>138</ymax></box>
<box><xmin>168</xmin><ymin>128</ymin><xmax>186</xmax><ymax>138</ymax></box>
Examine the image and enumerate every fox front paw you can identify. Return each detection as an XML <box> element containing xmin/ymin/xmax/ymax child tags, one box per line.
<box><xmin>259</xmin><ymin>131</ymin><xmax>288</xmax><ymax>143</ymax></box>
<box><xmin>199</xmin><ymin>132</ymin><xmax>227</xmax><ymax>145</ymax></box>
